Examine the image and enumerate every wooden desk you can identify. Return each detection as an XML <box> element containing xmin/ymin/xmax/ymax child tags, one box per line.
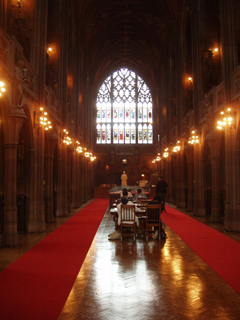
<box><xmin>109</xmin><ymin>193</ymin><xmax>120</xmax><ymax>208</ymax></box>
<box><xmin>93</xmin><ymin>186</ymin><xmax>111</xmax><ymax>198</ymax></box>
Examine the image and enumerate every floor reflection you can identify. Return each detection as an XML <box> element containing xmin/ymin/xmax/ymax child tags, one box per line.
<box><xmin>59</xmin><ymin>212</ymin><xmax>240</xmax><ymax>320</ymax></box>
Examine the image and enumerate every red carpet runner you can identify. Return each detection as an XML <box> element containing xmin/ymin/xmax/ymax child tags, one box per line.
<box><xmin>162</xmin><ymin>205</ymin><xmax>240</xmax><ymax>295</ymax></box>
<box><xmin>0</xmin><ymin>198</ymin><xmax>109</xmax><ymax>320</ymax></box>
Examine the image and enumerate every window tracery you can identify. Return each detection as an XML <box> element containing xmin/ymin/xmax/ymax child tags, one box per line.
<box><xmin>96</xmin><ymin>68</ymin><xmax>153</xmax><ymax>144</ymax></box>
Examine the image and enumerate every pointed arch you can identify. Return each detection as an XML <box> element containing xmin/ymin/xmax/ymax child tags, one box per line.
<box><xmin>96</xmin><ymin>67</ymin><xmax>153</xmax><ymax>144</ymax></box>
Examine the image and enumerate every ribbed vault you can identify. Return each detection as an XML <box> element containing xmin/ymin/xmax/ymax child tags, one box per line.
<box><xmin>77</xmin><ymin>0</ymin><xmax>183</xmax><ymax>91</ymax></box>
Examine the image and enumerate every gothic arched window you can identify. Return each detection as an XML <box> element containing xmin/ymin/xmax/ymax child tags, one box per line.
<box><xmin>96</xmin><ymin>68</ymin><xmax>153</xmax><ymax>144</ymax></box>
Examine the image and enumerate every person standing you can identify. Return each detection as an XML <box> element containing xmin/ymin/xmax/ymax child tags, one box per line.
<box><xmin>156</xmin><ymin>176</ymin><xmax>168</xmax><ymax>212</ymax></box>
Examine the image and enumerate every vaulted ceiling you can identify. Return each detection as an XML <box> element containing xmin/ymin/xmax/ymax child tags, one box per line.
<box><xmin>77</xmin><ymin>0</ymin><xmax>184</xmax><ymax>90</ymax></box>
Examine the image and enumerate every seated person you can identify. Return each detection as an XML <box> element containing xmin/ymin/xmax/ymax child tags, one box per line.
<box><xmin>120</xmin><ymin>188</ymin><xmax>133</xmax><ymax>199</ymax></box>
<box><xmin>117</xmin><ymin>197</ymin><xmax>139</xmax><ymax>227</ymax></box>
<box><xmin>148</xmin><ymin>194</ymin><xmax>162</xmax><ymax>240</ymax></box>
<box><xmin>133</xmin><ymin>188</ymin><xmax>147</xmax><ymax>201</ymax></box>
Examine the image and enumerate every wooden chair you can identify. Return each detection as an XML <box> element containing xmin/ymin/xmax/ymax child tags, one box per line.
<box><xmin>145</xmin><ymin>204</ymin><xmax>161</xmax><ymax>241</ymax></box>
<box><xmin>137</xmin><ymin>198</ymin><xmax>149</xmax><ymax>208</ymax></box>
<box><xmin>120</xmin><ymin>205</ymin><xmax>137</xmax><ymax>241</ymax></box>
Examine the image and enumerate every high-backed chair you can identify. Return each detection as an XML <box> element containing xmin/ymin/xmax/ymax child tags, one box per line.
<box><xmin>120</xmin><ymin>205</ymin><xmax>136</xmax><ymax>241</ymax></box>
<box><xmin>137</xmin><ymin>198</ymin><xmax>149</xmax><ymax>207</ymax></box>
<box><xmin>145</xmin><ymin>204</ymin><xmax>161</xmax><ymax>241</ymax></box>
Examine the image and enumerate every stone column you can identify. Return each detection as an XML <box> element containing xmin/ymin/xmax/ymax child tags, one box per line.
<box><xmin>211</xmin><ymin>154</ymin><xmax>221</xmax><ymax>222</ymax></box>
<box><xmin>184</xmin><ymin>144</ymin><xmax>194</xmax><ymax>212</ymax></box>
<box><xmin>67</xmin><ymin>145</ymin><xmax>74</xmax><ymax>212</ymax></box>
<box><xmin>176</xmin><ymin>153</ymin><xmax>186</xmax><ymax>208</ymax></box>
<box><xmin>205</xmin><ymin>132</ymin><xmax>221</xmax><ymax>222</ymax></box>
<box><xmin>187</xmin><ymin>159</ymin><xmax>194</xmax><ymax>212</ymax></box>
<box><xmin>170</xmin><ymin>153</ymin><xmax>177</xmax><ymax>204</ymax></box>
<box><xmin>71</xmin><ymin>151</ymin><xmax>80</xmax><ymax>208</ymax></box>
<box><xmin>193</xmin><ymin>144</ymin><xmax>205</xmax><ymax>216</ymax></box>
<box><xmin>3</xmin><ymin>107</ymin><xmax>26</xmax><ymax>246</ymax></box>
<box><xmin>44</xmin><ymin>131</ymin><xmax>58</xmax><ymax>223</ymax></box>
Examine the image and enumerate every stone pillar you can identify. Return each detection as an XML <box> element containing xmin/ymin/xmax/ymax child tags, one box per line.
<box><xmin>205</xmin><ymin>132</ymin><xmax>221</xmax><ymax>222</ymax></box>
<box><xmin>184</xmin><ymin>144</ymin><xmax>194</xmax><ymax>212</ymax></box>
<box><xmin>236</xmin><ymin>149</ymin><xmax>240</xmax><ymax>218</ymax></box>
<box><xmin>193</xmin><ymin>144</ymin><xmax>205</xmax><ymax>216</ymax></box>
<box><xmin>3</xmin><ymin>107</ymin><xmax>26</xmax><ymax>246</ymax></box>
<box><xmin>67</xmin><ymin>145</ymin><xmax>74</xmax><ymax>212</ymax></box>
<box><xmin>44</xmin><ymin>132</ymin><xmax>58</xmax><ymax>223</ymax></box>
<box><xmin>187</xmin><ymin>159</ymin><xmax>194</xmax><ymax>212</ymax></box>
<box><xmin>71</xmin><ymin>151</ymin><xmax>80</xmax><ymax>208</ymax></box>
<box><xmin>170</xmin><ymin>153</ymin><xmax>177</xmax><ymax>204</ymax></box>
<box><xmin>59</xmin><ymin>143</ymin><xmax>68</xmax><ymax>216</ymax></box>
<box><xmin>211</xmin><ymin>154</ymin><xmax>221</xmax><ymax>222</ymax></box>
<box><xmin>176</xmin><ymin>153</ymin><xmax>186</xmax><ymax>208</ymax></box>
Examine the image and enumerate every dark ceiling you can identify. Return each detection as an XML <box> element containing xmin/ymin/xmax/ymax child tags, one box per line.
<box><xmin>77</xmin><ymin>0</ymin><xmax>183</xmax><ymax>90</ymax></box>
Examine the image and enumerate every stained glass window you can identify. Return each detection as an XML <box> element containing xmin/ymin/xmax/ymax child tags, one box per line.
<box><xmin>96</xmin><ymin>68</ymin><xmax>153</xmax><ymax>144</ymax></box>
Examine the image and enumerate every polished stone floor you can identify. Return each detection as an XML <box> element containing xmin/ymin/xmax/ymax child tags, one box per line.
<box><xmin>1</xmin><ymin>202</ymin><xmax>240</xmax><ymax>320</ymax></box>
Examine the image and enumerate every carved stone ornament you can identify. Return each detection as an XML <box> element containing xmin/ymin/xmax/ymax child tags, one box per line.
<box><xmin>217</xmin><ymin>87</ymin><xmax>224</xmax><ymax>107</ymax></box>
<box><xmin>235</xmin><ymin>71</ymin><xmax>240</xmax><ymax>95</ymax></box>
<box><xmin>110</xmin><ymin>148</ymin><xmax>115</xmax><ymax>164</ymax></box>
<box><xmin>116</xmin><ymin>146</ymin><xmax>134</xmax><ymax>155</ymax></box>
<box><xmin>0</xmin><ymin>34</ymin><xmax>8</xmax><ymax>63</ymax></box>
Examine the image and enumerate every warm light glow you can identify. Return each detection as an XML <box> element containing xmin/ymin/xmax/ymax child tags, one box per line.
<box><xmin>76</xmin><ymin>146</ymin><xmax>83</xmax><ymax>153</ymax></box>
<box><xmin>173</xmin><ymin>140</ymin><xmax>181</xmax><ymax>152</ymax></box>
<box><xmin>38</xmin><ymin>107</ymin><xmax>52</xmax><ymax>130</ymax></box>
<box><xmin>163</xmin><ymin>148</ymin><xmax>169</xmax><ymax>158</ymax></box>
<box><xmin>62</xmin><ymin>129</ymin><xmax>72</xmax><ymax>145</ymax></box>
<box><xmin>216</xmin><ymin>108</ymin><xmax>235</xmax><ymax>130</ymax></box>
<box><xmin>0</xmin><ymin>81</ymin><xmax>6</xmax><ymax>96</ymax></box>
<box><xmin>188</xmin><ymin>131</ymin><xmax>199</xmax><ymax>144</ymax></box>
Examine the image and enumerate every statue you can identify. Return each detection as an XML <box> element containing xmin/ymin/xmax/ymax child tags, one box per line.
<box><xmin>121</xmin><ymin>171</ymin><xmax>128</xmax><ymax>186</ymax></box>
<box><xmin>12</xmin><ymin>56</ymin><xmax>25</xmax><ymax>108</ymax></box>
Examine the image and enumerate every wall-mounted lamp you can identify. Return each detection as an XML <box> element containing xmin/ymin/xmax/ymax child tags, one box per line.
<box><xmin>217</xmin><ymin>108</ymin><xmax>236</xmax><ymax>130</ymax></box>
<box><xmin>76</xmin><ymin>141</ymin><xmax>83</xmax><ymax>153</ymax></box>
<box><xmin>163</xmin><ymin>148</ymin><xmax>169</xmax><ymax>158</ymax></box>
<box><xmin>10</xmin><ymin>0</ymin><xmax>21</xmax><ymax>8</ymax></box>
<box><xmin>39</xmin><ymin>107</ymin><xmax>52</xmax><ymax>130</ymax></box>
<box><xmin>188</xmin><ymin>130</ymin><xmax>199</xmax><ymax>144</ymax></box>
<box><xmin>212</xmin><ymin>47</ymin><xmax>219</xmax><ymax>56</ymax></box>
<box><xmin>0</xmin><ymin>81</ymin><xmax>6</xmax><ymax>97</ymax></box>
<box><xmin>173</xmin><ymin>141</ymin><xmax>181</xmax><ymax>152</ymax></box>
<box><xmin>34</xmin><ymin>107</ymin><xmax>52</xmax><ymax>130</ymax></box>
<box><xmin>62</xmin><ymin>129</ymin><xmax>72</xmax><ymax>145</ymax></box>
